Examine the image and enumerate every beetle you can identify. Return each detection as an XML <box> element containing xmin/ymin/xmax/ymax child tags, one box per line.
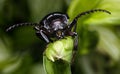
<box><xmin>6</xmin><ymin>9</ymin><xmax>111</xmax><ymax>48</ymax></box>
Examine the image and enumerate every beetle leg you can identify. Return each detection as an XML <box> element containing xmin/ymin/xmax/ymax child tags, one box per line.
<box><xmin>70</xmin><ymin>35</ymin><xmax>78</xmax><ymax>69</ymax></box>
<box><xmin>74</xmin><ymin>34</ymin><xmax>78</xmax><ymax>50</ymax></box>
<box><xmin>36</xmin><ymin>30</ymin><xmax>51</xmax><ymax>43</ymax></box>
<box><xmin>68</xmin><ymin>19</ymin><xmax>77</xmax><ymax>32</ymax></box>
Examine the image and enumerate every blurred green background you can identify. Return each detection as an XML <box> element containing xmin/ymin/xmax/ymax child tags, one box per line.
<box><xmin>0</xmin><ymin>0</ymin><xmax>120</xmax><ymax>74</ymax></box>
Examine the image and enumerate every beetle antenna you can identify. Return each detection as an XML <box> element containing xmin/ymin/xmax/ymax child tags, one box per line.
<box><xmin>75</xmin><ymin>9</ymin><xmax>111</xmax><ymax>20</ymax></box>
<box><xmin>6</xmin><ymin>23</ymin><xmax>38</xmax><ymax>32</ymax></box>
<box><xmin>69</xmin><ymin>9</ymin><xmax>111</xmax><ymax>31</ymax></box>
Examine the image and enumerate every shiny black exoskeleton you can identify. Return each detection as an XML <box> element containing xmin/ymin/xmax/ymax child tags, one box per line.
<box><xmin>6</xmin><ymin>9</ymin><xmax>111</xmax><ymax>44</ymax></box>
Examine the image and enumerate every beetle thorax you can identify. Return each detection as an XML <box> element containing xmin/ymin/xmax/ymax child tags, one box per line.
<box><xmin>51</xmin><ymin>19</ymin><xmax>65</xmax><ymax>31</ymax></box>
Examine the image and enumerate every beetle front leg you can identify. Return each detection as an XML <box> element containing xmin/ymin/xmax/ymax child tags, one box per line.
<box><xmin>74</xmin><ymin>35</ymin><xmax>78</xmax><ymax>50</ymax></box>
<box><xmin>68</xmin><ymin>19</ymin><xmax>77</xmax><ymax>32</ymax></box>
<box><xmin>36</xmin><ymin>30</ymin><xmax>51</xmax><ymax>43</ymax></box>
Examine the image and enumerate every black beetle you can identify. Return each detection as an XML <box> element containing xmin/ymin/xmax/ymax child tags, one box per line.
<box><xmin>6</xmin><ymin>9</ymin><xmax>110</xmax><ymax>45</ymax></box>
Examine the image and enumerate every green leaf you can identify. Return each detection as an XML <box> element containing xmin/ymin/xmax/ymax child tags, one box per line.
<box><xmin>43</xmin><ymin>56</ymin><xmax>71</xmax><ymax>74</ymax></box>
<box><xmin>44</xmin><ymin>36</ymin><xmax>74</xmax><ymax>63</ymax></box>
<box><xmin>43</xmin><ymin>36</ymin><xmax>73</xmax><ymax>74</ymax></box>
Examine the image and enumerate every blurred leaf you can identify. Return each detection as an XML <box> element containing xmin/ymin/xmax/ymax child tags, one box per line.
<box><xmin>2</xmin><ymin>57</ymin><xmax>22</xmax><ymax>74</ymax></box>
<box><xmin>68</xmin><ymin>0</ymin><xmax>101</xmax><ymax>20</ymax></box>
<box><xmin>78</xmin><ymin>27</ymin><xmax>99</xmax><ymax>55</ymax></box>
<box><xmin>28</xmin><ymin>0</ymin><xmax>66</xmax><ymax>22</ymax></box>
<box><xmin>0</xmin><ymin>0</ymin><xmax>7</xmax><ymax>24</ymax></box>
<box><xmin>0</xmin><ymin>37</ymin><xmax>23</xmax><ymax>74</ymax></box>
<box><xmin>12</xmin><ymin>53</ymin><xmax>33</xmax><ymax>74</ymax></box>
<box><xmin>0</xmin><ymin>0</ymin><xmax>5</xmax><ymax>10</ymax></box>
<box><xmin>0</xmin><ymin>38</ymin><xmax>11</xmax><ymax>63</ymax></box>
<box><xmin>12</xmin><ymin>26</ymin><xmax>39</xmax><ymax>50</ymax></box>
<box><xmin>84</xmin><ymin>0</ymin><xmax>120</xmax><ymax>25</ymax></box>
<box><xmin>30</xmin><ymin>63</ymin><xmax>45</xmax><ymax>74</ymax></box>
<box><xmin>68</xmin><ymin>0</ymin><xmax>120</xmax><ymax>25</ymax></box>
<box><xmin>94</xmin><ymin>27</ymin><xmax>120</xmax><ymax>61</ymax></box>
